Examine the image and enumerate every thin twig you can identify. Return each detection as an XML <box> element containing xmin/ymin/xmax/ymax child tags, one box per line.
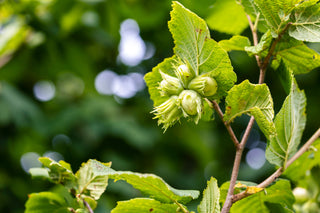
<box><xmin>246</xmin><ymin>14</ymin><xmax>261</xmax><ymax>68</ymax></box>
<box><xmin>174</xmin><ymin>201</ymin><xmax>189</xmax><ymax>213</ymax></box>
<box><xmin>232</xmin><ymin>128</ymin><xmax>320</xmax><ymax>202</ymax></box>
<box><xmin>83</xmin><ymin>199</ymin><xmax>94</xmax><ymax>213</ymax></box>
<box><xmin>209</xmin><ymin>99</ymin><xmax>240</xmax><ymax>148</ymax></box>
<box><xmin>240</xmin><ymin>117</ymin><xmax>255</xmax><ymax>146</ymax></box>
<box><xmin>221</xmin><ymin>117</ymin><xmax>255</xmax><ymax>212</ymax></box>
<box><xmin>259</xmin><ymin>22</ymin><xmax>292</xmax><ymax>84</ymax></box>
<box><xmin>221</xmin><ymin>145</ymin><xmax>244</xmax><ymax>212</ymax></box>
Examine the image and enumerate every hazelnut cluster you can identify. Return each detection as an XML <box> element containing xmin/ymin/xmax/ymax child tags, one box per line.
<box><xmin>153</xmin><ymin>64</ymin><xmax>218</xmax><ymax>131</ymax></box>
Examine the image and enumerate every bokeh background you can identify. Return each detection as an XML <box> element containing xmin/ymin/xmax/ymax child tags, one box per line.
<box><xmin>0</xmin><ymin>0</ymin><xmax>319</xmax><ymax>212</ymax></box>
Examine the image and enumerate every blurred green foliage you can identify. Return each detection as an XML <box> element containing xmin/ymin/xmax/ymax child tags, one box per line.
<box><xmin>0</xmin><ymin>0</ymin><xmax>319</xmax><ymax>212</ymax></box>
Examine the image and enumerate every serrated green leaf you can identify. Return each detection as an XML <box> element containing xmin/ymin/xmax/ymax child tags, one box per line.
<box><xmin>76</xmin><ymin>159</ymin><xmax>113</xmax><ymax>200</ymax></box>
<box><xmin>253</xmin><ymin>0</ymin><xmax>297</xmax><ymax>36</ymax></box>
<box><xmin>25</xmin><ymin>192</ymin><xmax>72</xmax><ymax>213</ymax></box>
<box><xmin>283</xmin><ymin>139</ymin><xmax>320</xmax><ymax>182</ymax></box>
<box><xmin>198</xmin><ymin>177</ymin><xmax>220</xmax><ymax>213</ymax></box>
<box><xmin>39</xmin><ymin>157</ymin><xmax>77</xmax><ymax>189</ymax></box>
<box><xmin>272</xmin><ymin>35</ymin><xmax>320</xmax><ymax>74</ymax></box>
<box><xmin>289</xmin><ymin>3</ymin><xmax>320</xmax><ymax>42</ymax></box>
<box><xmin>245</xmin><ymin>30</ymin><xmax>272</xmax><ymax>57</ymax></box>
<box><xmin>219</xmin><ymin>35</ymin><xmax>251</xmax><ymax>52</ymax></box>
<box><xmin>230</xmin><ymin>179</ymin><xmax>295</xmax><ymax>213</ymax></box>
<box><xmin>224</xmin><ymin>80</ymin><xmax>275</xmax><ymax>139</ymax></box>
<box><xmin>111</xmin><ymin>198</ymin><xmax>178</xmax><ymax>213</ymax></box>
<box><xmin>276</xmin><ymin>61</ymin><xmax>294</xmax><ymax>94</ymax></box>
<box><xmin>169</xmin><ymin>1</ymin><xmax>236</xmax><ymax>100</ymax></box>
<box><xmin>206</xmin><ymin>0</ymin><xmax>248</xmax><ymax>35</ymax></box>
<box><xmin>110</xmin><ymin>171</ymin><xmax>199</xmax><ymax>204</ymax></box>
<box><xmin>265</xmin><ymin>80</ymin><xmax>306</xmax><ymax>168</ymax></box>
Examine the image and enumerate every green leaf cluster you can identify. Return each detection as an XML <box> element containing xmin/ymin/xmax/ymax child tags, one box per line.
<box><xmin>27</xmin><ymin>158</ymin><xmax>113</xmax><ymax>212</ymax></box>
<box><xmin>145</xmin><ymin>1</ymin><xmax>236</xmax><ymax>131</ymax></box>
<box><xmin>26</xmin><ymin>157</ymin><xmax>200</xmax><ymax>213</ymax></box>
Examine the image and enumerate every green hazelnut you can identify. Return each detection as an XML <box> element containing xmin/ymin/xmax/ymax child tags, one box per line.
<box><xmin>175</xmin><ymin>64</ymin><xmax>193</xmax><ymax>87</ymax></box>
<box><xmin>179</xmin><ymin>90</ymin><xmax>202</xmax><ymax>116</ymax></box>
<box><xmin>152</xmin><ymin>96</ymin><xmax>182</xmax><ymax>131</ymax></box>
<box><xmin>159</xmin><ymin>71</ymin><xmax>183</xmax><ymax>96</ymax></box>
<box><xmin>188</xmin><ymin>75</ymin><xmax>218</xmax><ymax>97</ymax></box>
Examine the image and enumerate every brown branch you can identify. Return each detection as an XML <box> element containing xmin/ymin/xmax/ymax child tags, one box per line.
<box><xmin>240</xmin><ymin>117</ymin><xmax>255</xmax><ymax>146</ymax></box>
<box><xmin>221</xmin><ymin>116</ymin><xmax>255</xmax><ymax>212</ymax></box>
<box><xmin>232</xmin><ymin>127</ymin><xmax>320</xmax><ymax>202</ymax></box>
<box><xmin>221</xmin><ymin>15</ymin><xmax>293</xmax><ymax>213</ymax></box>
<box><xmin>246</xmin><ymin>14</ymin><xmax>261</xmax><ymax>68</ymax></box>
<box><xmin>259</xmin><ymin>22</ymin><xmax>292</xmax><ymax>84</ymax></box>
<box><xmin>209</xmin><ymin>99</ymin><xmax>240</xmax><ymax>148</ymax></box>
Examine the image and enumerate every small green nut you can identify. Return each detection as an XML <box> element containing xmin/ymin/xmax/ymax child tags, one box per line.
<box><xmin>152</xmin><ymin>95</ymin><xmax>182</xmax><ymax>131</ymax></box>
<box><xmin>188</xmin><ymin>75</ymin><xmax>218</xmax><ymax>97</ymax></box>
<box><xmin>179</xmin><ymin>90</ymin><xmax>202</xmax><ymax>116</ymax></box>
<box><xmin>159</xmin><ymin>71</ymin><xmax>183</xmax><ymax>96</ymax></box>
<box><xmin>293</xmin><ymin>187</ymin><xmax>309</xmax><ymax>204</ymax></box>
<box><xmin>175</xmin><ymin>64</ymin><xmax>193</xmax><ymax>87</ymax></box>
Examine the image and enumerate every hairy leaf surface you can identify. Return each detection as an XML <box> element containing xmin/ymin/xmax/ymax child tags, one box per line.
<box><xmin>253</xmin><ymin>0</ymin><xmax>297</xmax><ymax>36</ymax></box>
<box><xmin>76</xmin><ymin>159</ymin><xmax>112</xmax><ymax>200</ymax></box>
<box><xmin>111</xmin><ymin>198</ymin><xmax>178</xmax><ymax>213</ymax></box>
<box><xmin>224</xmin><ymin>80</ymin><xmax>275</xmax><ymax>139</ymax></box>
<box><xmin>198</xmin><ymin>177</ymin><xmax>220</xmax><ymax>213</ymax></box>
<box><xmin>289</xmin><ymin>3</ymin><xmax>320</xmax><ymax>42</ymax></box>
<box><xmin>265</xmin><ymin>81</ymin><xmax>306</xmax><ymax>167</ymax></box>
<box><xmin>110</xmin><ymin>171</ymin><xmax>199</xmax><ymax>204</ymax></box>
<box><xmin>272</xmin><ymin>35</ymin><xmax>320</xmax><ymax>74</ymax></box>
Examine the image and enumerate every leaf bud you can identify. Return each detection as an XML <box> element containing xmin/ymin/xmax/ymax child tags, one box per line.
<box><xmin>179</xmin><ymin>90</ymin><xmax>202</xmax><ymax>116</ymax></box>
<box><xmin>152</xmin><ymin>96</ymin><xmax>182</xmax><ymax>131</ymax></box>
<box><xmin>175</xmin><ymin>64</ymin><xmax>193</xmax><ymax>87</ymax></box>
<box><xmin>188</xmin><ymin>75</ymin><xmax>218</xmax><ymax>97</ymax></box>
<box><xmin>159</xmin><ymin>71</ymin><xmax>183</xmax><ymax>96</ymax></box>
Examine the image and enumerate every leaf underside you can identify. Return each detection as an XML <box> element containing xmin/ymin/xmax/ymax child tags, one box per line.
<box><xmin>265</xmin><ymin>80</ymin><xmax>306</xmax><ymax>168</ymax></box>
<box><xmin>198</xmin><ymin>177</ymin><xmax>220</xmax><ymax>213</ymax></box>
